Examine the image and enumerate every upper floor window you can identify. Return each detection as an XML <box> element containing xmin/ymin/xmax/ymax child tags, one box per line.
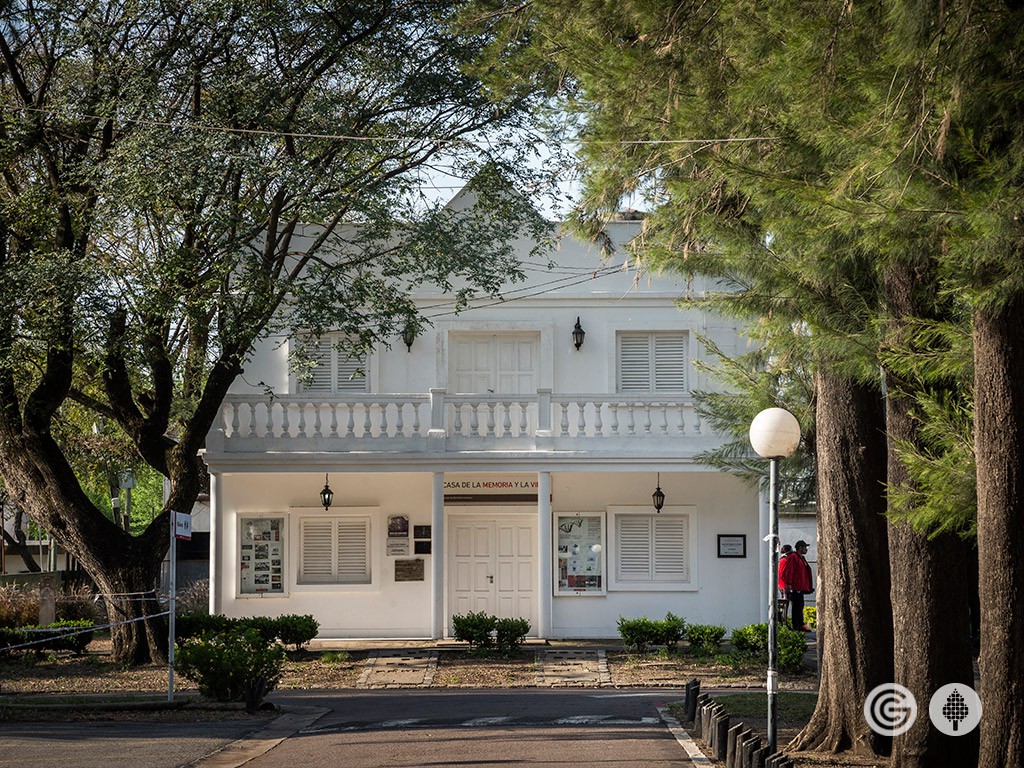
<box><xmin>300</xmin><ymin>335</ymin><xmax>367</xmax><ymax>394</ymax></box>
<box><xmin>617</xmin><ymin>332</ymin><xmax>688</xmax><ymax>392</ymax></box>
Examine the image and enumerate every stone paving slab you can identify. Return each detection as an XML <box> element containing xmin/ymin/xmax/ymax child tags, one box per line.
<box><xmin>356</xmin><ymin>650</ymin><xmax>438</xmax><ymax>689</ymax></box>
<box><xmin>535</xmin><ymin>649</ymin><xmax>612</xmax><ymax>687</ymax></box>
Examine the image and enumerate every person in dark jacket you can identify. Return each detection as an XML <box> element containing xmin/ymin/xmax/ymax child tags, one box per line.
<box><xmin>778</xmin><ymin>540</ymin><xmax>814</xmax><ymax>631</ymax></box>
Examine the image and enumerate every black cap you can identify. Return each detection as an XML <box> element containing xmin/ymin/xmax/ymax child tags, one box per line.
<box><xmin>795</xmin><ymin>540</ymin><xmax>808</xmax><ymax>549</ymax></box>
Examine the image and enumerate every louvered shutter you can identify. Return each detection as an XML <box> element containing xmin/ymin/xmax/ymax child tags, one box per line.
<box><xmin>300</xmin><ymin>519</ymin><xmax>335</xmax><ymax>582</ymax></box>
<box><xmin>653</xmin><ymin>517</ymin><xmax>689</xmax><ymax>581</ymax></box>
<box><xmin>618</xmin><ymin>335</ymin><xmax>651</xmax><ymax>392</ymax></box>
<box><xmin>335</xmin><ymin>350</ymin><xmax>367</xmax><ymax>393</ymax></box>
<box><xmin>305</xmin><ymin>338</ymin><xmax>334</xmax><ymax>393</ymax></box>
<box><xmin>336</xmin><ymin>519</ymin><xmax>370</xmax><ymax>583</ymax></box>
<box><xmin>653</xmin><ymin>334</ymin><xmax>687</xmax><ymax>392</ymax></box>
<box><xmin>616</xmin><ymin>516</ymin><xmax>652</xmax><ymax>581</ymax></box>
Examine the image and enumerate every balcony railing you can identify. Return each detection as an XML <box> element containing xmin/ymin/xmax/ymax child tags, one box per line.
<box><xmin>211</xmin><ymin>388</ymin><xmax>710</xmax><ymax>454</ymax></box>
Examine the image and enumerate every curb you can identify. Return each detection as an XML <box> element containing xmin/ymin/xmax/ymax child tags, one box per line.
<box><xmin>188</xmin><ymin>705</ymin><xmax>329</xmax><ymax>768</ymax></box>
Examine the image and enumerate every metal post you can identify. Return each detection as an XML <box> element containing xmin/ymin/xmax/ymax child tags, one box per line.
<box><xmin>168</xmin><ymin>511</ymin><xmax>176</xmax><ymax>702</ymax></box>
<box><xmin>767</xmin><ymin>457</ymin><xmax>779</xmax><ymax>755</ymax></box>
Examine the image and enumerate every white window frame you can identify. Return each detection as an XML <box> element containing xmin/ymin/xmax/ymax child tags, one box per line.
<box><xmin>552</xmin><ymin>511</ymin><xmax>607</xmax><ymax>596</ymax></box>
<box><xmin>607</xmin><ymin>506</ymin><xmax>698</xmax><ymax>592</ymax></box>
<box><xmin>292</xmin><ymin>333</ymin><xmax>373</xmax><ymax>395</ymax></box>
<box><xmin>616</xmin><ymin>331</ymin><xmax>689</xmax><ymax>393</ymax></box>
<box><xmin>289</xmin><ymin>507</ymin><xmax>380</xmax><ymax>592</ymax></box>
<box><xmin>236</xmin><ymin>514</ymin><xmax>288</xmax><ymax>598</ymax></box>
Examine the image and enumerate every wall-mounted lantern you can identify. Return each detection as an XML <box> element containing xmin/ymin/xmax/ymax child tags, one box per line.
<box><xmin>652</xmin><ymin>473</ymin><xmax>665</xmax><ymax>512</ymax></box>
<box><xmin>320</xmin><ymin>474</ymin><xmax>334</xmax><ymax>511</ymax></box>
<box><xmin>402</xmin><ymin>324</ymin><xmax>416</xmax><ymax>352</ymax></box>
<box><xmin>572</xmin><ymin>317</ymin><xmax>586</xmax><ymax>350</ymax></box>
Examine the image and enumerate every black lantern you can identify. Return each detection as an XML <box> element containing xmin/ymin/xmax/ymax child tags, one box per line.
<box><xmin>652</xmin><ymin>473</ymin><xmax>665</xmax><ymax>513</ymax></box>
<box><xmin>572</xmin><ymin>317</ymin><xmax>585</xmax><ymax>350</ymax></box>
<box><xmin>320</xmin><ymin>474</ymin><xmax>334</xmax><ymax>511</ymax></box>
<box><xmin>401</xmin><ymin>324</ymin><xmax>416</xmax><ymax>352</ymax></box>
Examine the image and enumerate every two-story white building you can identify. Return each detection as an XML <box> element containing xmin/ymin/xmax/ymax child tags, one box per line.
<box><xmin>204</xmin><ymin>206</ymin><xmax>766</xmax><ymax>640</ymax></box>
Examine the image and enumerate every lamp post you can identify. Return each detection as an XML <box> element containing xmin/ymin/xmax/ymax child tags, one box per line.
<box><xmin>749</xmin><ymin>407</ymin><xmax>800</xmax><ymax>756</ymax></box>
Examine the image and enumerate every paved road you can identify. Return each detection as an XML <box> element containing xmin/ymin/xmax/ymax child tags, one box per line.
<box><xmin>251</xmin><ymin>689</ymin><xmax>691</xmax><ymax>768</ymax></box>
<box><xmin>0</xmin><ymin>719</ymin><xmax>263</xmax><ymax>768</ymax></box>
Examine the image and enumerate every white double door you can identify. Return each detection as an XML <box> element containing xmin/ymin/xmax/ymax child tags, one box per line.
<box><xmin>449</xmin><ymin>516</ymin><xmax>536</xmax><ymax>633</ymax></box>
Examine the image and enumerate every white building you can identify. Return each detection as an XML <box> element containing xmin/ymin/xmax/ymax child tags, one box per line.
<box><xmin>204</xmin><ymin>210</ymin><xmax>765</xmax><ymax>640</ymax></box>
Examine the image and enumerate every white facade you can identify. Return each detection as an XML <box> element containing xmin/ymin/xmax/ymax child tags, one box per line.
<box><xmin>204</xmin><ymin>215</ymin><xmax>763</xmax><ymax>639</ymax></box>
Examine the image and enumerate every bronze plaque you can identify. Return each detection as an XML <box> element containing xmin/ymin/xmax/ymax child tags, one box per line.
<box><xmin>394</xmin><ymin>558</ymin><xmax>425</xmax><ymax>582</ymax></box>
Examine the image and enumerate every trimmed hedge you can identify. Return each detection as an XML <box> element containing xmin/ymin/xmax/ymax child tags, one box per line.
<box><xmin>617</xmin><ymin>613</ymin><xmax>688</xmax><ymax>653</ymax></box>
<box><xmin>685</xmin><ymin>624</ymin><xmax>726</xmax><ymax>653</ymax></box>
<box><xmin>0</xmin><ymin>620</ymin><xmax>95</xmax><ymax>655</ymax></box>
<box><xmin>175</xmin><ymin>613</ymin><xmax>319</xmax><ymax>649</ymax></box>
<box><xmin>452</xmin><ymin>612</ymin><xmax>531</xmax><ymax>653</ymax></box>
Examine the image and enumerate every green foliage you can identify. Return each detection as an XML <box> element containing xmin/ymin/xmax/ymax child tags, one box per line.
<box><xmin>274</xmin><ymin>615</ymin><xmax>319</xmax><ymax>650</ymax></box>
<box><xmin>803</xmin><ymin>607</ymin><xmax>817</xmax><ymax>630</ymax></box>
<box><xmin>451</xmin><ymin>611</ymin><xmax>498</xmax><ymax>649</ymax></box>
<box><xmin>616</xmin><ymin>616</ymin><xmax>662</xmax><ymax>654</ymax></box>
<box><xmin>495</xmin><ymin>617</ymin><xmax>531</xmax><ymax>654</ymax></box>
<box><xmin>0</xmin><ymin>620</ymin><xmax>95</xmax><ymax>655</ymax></box>
<box><xmin>685</xmin><ymin>624</ymin><xmax>726</xmax><ymax>654</ymax></box>
<box><xmin>321</xmin><ymin>650</ymin><xmax>350</xmax><ymax>664</ymax></box>
<box><xmin>658</xmin><ymin>612</ymin><xmax>687</xmax><ymax>651</ymax></box>
<box><xmin>174</xmin><ymin>628</ymin><xmax>286</xmax><ymax>706</ymax></box>
<box><xmin>730</xmin><ymin>622</ymin><xmax>807</xmax><ymax>673</ymax></box>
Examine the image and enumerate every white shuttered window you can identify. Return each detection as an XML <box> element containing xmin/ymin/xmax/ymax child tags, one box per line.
<box><xmin>617</xmin><ymin>332</ymin><xmax>688</xmax><ymax>392</ymax></box>
<box><xmin>299</xmin><ymin>516</ymin><xmax>371</xmax><ymax>584</ymax></box>
<box><xmin>614</xmin><ymin>514</ymin><xmax>690</xmax><ymax>584</ymax></box>
<box><xmin>301</xmin><ymin>336</ymin><xmax>367</xmax><ymax>394</ymax></box>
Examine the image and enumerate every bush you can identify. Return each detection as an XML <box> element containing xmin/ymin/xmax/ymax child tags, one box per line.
<box><xmin>803</xmin><ymin>606</ymin><xmax>817</xmax><ymax>629</ymax></box>
<box><xmin>175</xmin><ymin>628</ymin><xmax>286</xmax><ymax>710</ymax></box>
<box><xmin>495</xmin><ymin>617</ymin><xmax>530</xmax><ymax>654</ymax></box>
<box><xmin>176</xmin><ymin>612</ymin><xmax>233</xmax><ymax>640</ymax></box>
<box><xmin>274</xmin><ymin>614</ymin><xmax>319</xmax><ymax>650</ymax></box>
<box><xmin>658</xmin><ymin>612</ymin><xmax>687</xmax><ymax>651</ymax></box>
<box><xmin>617</xmin><ymin>616</ymin><xmax>662</xmax><ymax>654</ymax></box>
<box><xmin>686</xmin><ymin>624</ymin><xmax>726</xmax><ymax>653</ymax></box>
<box><xmin>0</xmin><ymin>586</ymin><xmax>40</xmax><ymax>628</ymax></box>
<box><xmin>730</xmin><ymin>622</ymin><xmax>808</xmax><ymax>672</ymax></box>
<box><xmin>0</xmin><ymin>620</ymin><xmax>95</xmax><ymax>655</ymax></box>
<box><xmin>452</xmin><ymin>611</ymin><xmax>497</xmax><ymax>649</ymax></box>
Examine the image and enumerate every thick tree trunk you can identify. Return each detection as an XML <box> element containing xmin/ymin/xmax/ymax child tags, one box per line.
<box><xmin>791</xmin><ymin>370</ymin><xmax>893</xmax><ymax>755</ymax></box>
<box><xmin>974</xmin><ymin>299</ymin><xmax>1024</xmax><ymax>768</ymax></box>
<box><xmin>92</xmin><ymin>559</ymin><xmax>167</xmax><ymax>666</ymax></box>
<box><xmin>884</xmin><ymin>261</ymin><xmax>976</xmax><ymax>767</ymax></box>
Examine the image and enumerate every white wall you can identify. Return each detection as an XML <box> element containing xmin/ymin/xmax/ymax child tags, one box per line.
<box><xmin>213</xmin><ymin>469</ymin><xmax>759</xmax><ymax>638</ymax></box>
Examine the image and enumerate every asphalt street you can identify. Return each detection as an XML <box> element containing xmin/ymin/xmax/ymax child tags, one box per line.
<box><xmin>0</xmin><ymin>689</ymin><xmax>695</xmax><ymax>768</ymax></box>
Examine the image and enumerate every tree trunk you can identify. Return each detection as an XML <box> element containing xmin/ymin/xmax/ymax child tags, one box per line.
<box><xmin>92</xmin><ymin>559</ymin><xmax>167</xmax><ymax>666</ymax></box>
<box><xmin>974</xmin><ymin>298</ymin><xmax>1024</xmax><ymax>768</ymax></box>
<box><xmin>884</xmin><ymin>260</ymin><xmax>976</xmax><ymax>767</ymax></box>
<box><xmin>791</xmin><ymin>369</ymin><xmax>893</xmax><ymax>755</ymax></box>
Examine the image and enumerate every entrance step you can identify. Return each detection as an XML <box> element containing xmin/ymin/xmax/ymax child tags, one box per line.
<box><xmin>535</xmin><ymin>649</ymin><xmax>612</xmax><ymax>687</ymax></box>
<box><xmin>356</xmin><ymin>650</ymin><xmax>439</xmax><ymax>689</ymax></box>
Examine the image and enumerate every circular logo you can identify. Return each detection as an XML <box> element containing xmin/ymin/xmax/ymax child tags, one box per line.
<box><xmin>864</xmin><ymin>683</ymin><xmax>918</xmax><ymax>736</ymax></box>
<box><xmin>929</xmin><ymin>683</ymin><xmax>982</xmax><ymax>736</ymax></box>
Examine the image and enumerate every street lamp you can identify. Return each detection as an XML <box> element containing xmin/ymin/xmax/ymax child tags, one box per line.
<box><xmin>749</xmin><ymin>407</ymin><xmax>800</xmax><ymax>757</ymax></box>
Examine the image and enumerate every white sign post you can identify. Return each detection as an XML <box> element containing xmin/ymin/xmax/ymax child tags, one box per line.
<box><xmin>168</xmin><ymin>511</ymin><xmax>192</xmax><ymax>702</ymax></box>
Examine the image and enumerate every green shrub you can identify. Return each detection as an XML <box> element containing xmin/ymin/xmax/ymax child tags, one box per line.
<box><xmin>729</xmin><ymin>622</ymin><xmax>807</xmax><ymax>672</ymax></box>
<box><xmin>658</xmin><ymin>612</ymin><xmax>687</xmax><ymax>651</ymax></box>
<box><xmin>617</xmin><ymin>616</ymin><xmax>662</xmax><ymax>654</ymax></box>
<box><xmin>176</xmin><ymin>612</ymin><xmax>234</xmax><ymax>640</ymax></box>
<box><xmin>321</xmin><ymin>650</ymin><xmax>350</xmax><ymax>664</ymax></box>
<box><xmin>175</xmin><ymin>628</ymin><xmax>286</xmax><ymax>709</ymax></box>
<box><xmin>495</xmin><ymin>617</ymin><xmax>530</xmax><ymax>654</ymax></box>
<box><xmin>0</xmin><ymin>621</ymin><xmax>95</xmax><ymax>655</ymax></box>
<box><xmin>452</xmin><ymin>611</ymin><xmax>497</xmax><ymax>649</ymax></box>
<box><xmin>274</xmin><ymin>614</ymin><xmax>319</xmax><ymax>650</ymax></box>
<box><xmin>237</xmin><ymin>615</ymin><xmax>278</xmax><ymax>643</ymax></box>
<box><xmin>803</xmin><ymin>607</ymin><xmax>817</xmax><ymax>629</ymax></box>
<box><xmin>686</xmin><ymin>624</ymin><xmax>726</xmax><ymax>653</ymax></box>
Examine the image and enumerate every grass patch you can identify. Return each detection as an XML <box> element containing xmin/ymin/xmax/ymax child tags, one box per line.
<box><xmin>713</xmin><ymin>691</ymin><xmax>818</xmax><ymax>721</ymax></box>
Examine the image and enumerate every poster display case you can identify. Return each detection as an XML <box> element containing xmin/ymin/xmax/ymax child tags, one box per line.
<box><xmin>555</xmin><ymin>513</ymin><xmax>605</xmax><ymax>594</ymax></box>
<box><xmin>239</xmin><ymin>516</ymin><xmax>285</xmax><ymax>595</ymax></box>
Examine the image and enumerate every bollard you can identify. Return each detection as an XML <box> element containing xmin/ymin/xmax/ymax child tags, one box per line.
<box><xmin>765</xmin><ymin>753</ymin><xmax>784</xmax><ymax>768</ymax></box>
<box><xmin>752</xmin><ymin>746</ymin><xmax>768</xmax><ymax>768</ymax></box>
<box><xmin>687</xmin><ymin>682</ymin><xmax>702</xmax><ymax>724</ymax></box>
<box><xmin>726</xmin><ymin>723</ymin><xmax>744</xmax><ymax>768</ymax></box>
<box><xmin>714</xmin><ymin>713</ymin><xmax>731</xmax><ymax>761</ymax></box>
<box><xmin>741</xmin><ymin>736</ymin><xmax>761</xmax><ymax>768</ymax></box>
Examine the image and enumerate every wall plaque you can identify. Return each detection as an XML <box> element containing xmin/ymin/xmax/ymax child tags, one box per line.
<box><xmin>717</xmin><ymin>534</ymin><xmax>747</xmax><ymax>558</ymax></box>
<box><xmin>394</xmin><ymin>558</ymin><xmax>425</xmax><ymax>582</ymax></box>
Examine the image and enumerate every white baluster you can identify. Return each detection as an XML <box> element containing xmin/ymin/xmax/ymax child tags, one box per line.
<box><xmin>486</xmin><ymin>402</ymin><xmax>496</xmax><ymax>437</ymax></box>
<box><xmin>248</xmin><ymin>403</ymin><xmax>258</xmax><ymax>438</ymax></box>
<box><xmin>502</xmin><ymin>401</ymin><xmax>512</xmax><ymax>437</ymax></box>
<box><xmin>609</xmin><ymin>403</ymin><xmax>620</xmax><ymax>436</ymax></box>
<box><xmin>227</xmin><ymin>403</ymin><xmax>239</xmax><ymax>438</ymax></box>
<box><xmin>395</xmin><ymin>402</ymin><xmax>405</xmax><ymax>437</ymax></box>
<box><xmin>296</xmin><ymin>402</ymin><xmax>307</xmax><ymax>438</ymax></box>
<box><xmin>626</xmin><ymin>404</ymin><xmax>636</xmax><ymax>436</ymax></box>
<box><xmin>363</xmin><ymin>402</ymin><xmax>373</xmax><ymax>437</ymax></box>
<box><xmin>280</xmin><ymin>402</ymin><xmax>290</xmax><ymax>438</ymax></box>
<box><xmin>560</xmin><ymin>402</ymin><xmax>570</xmax><ymax>436</ymax></box>
<box><xmin>329</xmin><ymin>403</ymin><xmax>339</xmax><ymax>438</ymax></box>
<box><xmin>453</xmin><ymin>401</ymin><xmax>464</xmax><ymax>435</ymax></box>
<box><xmin>380</xmin><ymin>402</ymin><xmax>392</xmax><ymax>438</ymax></box>
<box><xmin>659</xmin><ymin>404</ymin><xmax>669</xmax><ymax>435</ymax></box>
<box><xmin>412</xmin><ymin>401</ymin><xmax>421</xmax><ymax>435</ymax></box>
<box><xmin>643</xmin><ymin>403</ymin><xmax>653</xmax><ymax>434</ymax></box>
<box><xmin>470</xmin><ymin>403</ymin><xmax>480</xmax><ymax>436</ymax></box>
<box><xmin>676</xmin><ymin>403</ymin><xmax>686</xmax><ymax>435</ymax></box>
<box><xmin>518</xmin><ymin>401</ymin><xmax>528</xmax><ymax>436</ymax></box>
<box><xmin>594</xmin><ymin>402</ymin><xmax>604</xmax><ymax>437</ymax></box>
<box><xmin>313</xmin><ymin>402</ymin><xmax>323</xmax><ymax>438</ymax></box>
<box><xmin>577</xmin><ymin>401</ymin><xmax>586</xmax><ymax>437</ymax></box>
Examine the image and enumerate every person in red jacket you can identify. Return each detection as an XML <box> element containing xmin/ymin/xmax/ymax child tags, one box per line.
<box><xmin>779</xmin><ymin>540</ymin><xmax>814</xmax><ymax>631</ymax></box>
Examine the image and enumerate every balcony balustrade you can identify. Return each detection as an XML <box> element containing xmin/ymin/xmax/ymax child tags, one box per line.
<box><xmin>211</xmin><ymin>388</ymin><xmax>712</xmax><ymax>456</ymax></box>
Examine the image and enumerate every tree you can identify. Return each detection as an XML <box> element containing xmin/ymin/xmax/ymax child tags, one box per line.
<box><xmin>0</xmin><ymin>0</ymin><xmax>550</xmax><ymax>664</ymax></box>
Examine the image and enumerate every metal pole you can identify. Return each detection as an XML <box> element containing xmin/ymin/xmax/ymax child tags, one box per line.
<box><xmin>767</xmin><ymin>457</ymin><xmax>779</xmax><ymax>755</ymax></box>
<box><xmin>168</xmin><ymin>511</ymin><xmax>176</xmax><ymax>702</ymax></box>
<box><xmin>124</xmin><ymin>487</ymin><xmax>132</xmax><ymax>532</ymax></box>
